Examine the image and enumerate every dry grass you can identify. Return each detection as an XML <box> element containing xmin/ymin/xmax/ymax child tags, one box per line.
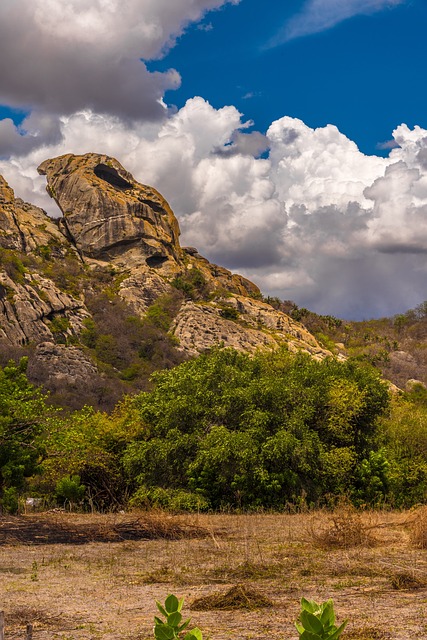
<box><xmin>345</xmin><ymin>628</ymin><xmax>392</xmax><ymax>639</ymax></box>
<box><xmin>191</xmin><ymin>584</ymin><xmax>273</xmax><ymax>611</ymax></box>
<box><xmin>309</xmin><ymin>506</ymin><xmax>380</xmax><ymax>549</ymax></box>
<box><xmin>408</xmin><ymin>505</ymin><xmax>427</xmax><ymax>548</ymax></box>
<box><xmin>390</xmin><ymin>571</ymin><xmax>427</xmax><ymax>590</ymax></box>
<box><xmin>0</xmin><ymin>509</ymin><xmax>426</xmax><ymax>639</ymax></box>
<box><xmin>0</xmin><ymin>510</ymin><xmax>207</xmax><ymax>545</ymax></box>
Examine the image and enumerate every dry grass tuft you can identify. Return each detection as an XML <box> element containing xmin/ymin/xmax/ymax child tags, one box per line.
<box><xmin>209</xmin><ymin>560</ymin><xmax>283</xmax><ymax>582</ymax></box>
<box><xmin>6</xmin><ymin>606</ymin><xmax>71</xmax><ymax>630</ymax></box>
<box><xmin>408</xmin><ymin>505</ymin><xmax>427</xmax><ymax>548</ymax></box>
<box><xmin>190</xmin><ymin>584</ymin><xmax>273</xmax><ymax>611</ymax></box>
<box><xmin>390</xmin><ymin>571</ymin><xmax>427</xmax><ymax>590</ymax></box>
<box><xmin>309</xmin><ymin>507</ymin><xmax>378</xmax><ymax>549</ymax></box>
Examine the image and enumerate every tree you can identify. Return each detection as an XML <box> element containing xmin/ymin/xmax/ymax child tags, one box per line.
<box><xmin>122</xmin><ymin>348</ymin><xmax>390</xmax><ymax>509</ymax></box>
<box><xmin>0</xmin><ymin>358</ymin><xmax>52</xmax><ymax>512</ymax></box>
<box><xmin>42</xmin><ymin>399</ymin><xmax>141</xmax><ymax>510</ymax></box>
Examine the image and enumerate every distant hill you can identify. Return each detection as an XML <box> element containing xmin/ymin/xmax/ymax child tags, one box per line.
<box><xmin>268</xmin><ymin>300</ymin><xmax>427</xmax><ymax>392</ymax></box>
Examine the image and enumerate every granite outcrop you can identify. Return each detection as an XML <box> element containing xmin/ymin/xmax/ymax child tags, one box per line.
<box><xmin>0</xmin><ymin>153</ymin><xmax>335</xmax><ymax>404</ymax></box>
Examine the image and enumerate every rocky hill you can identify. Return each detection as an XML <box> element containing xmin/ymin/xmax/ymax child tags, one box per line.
<box><xmin>0</xmin><ymin>153</ymin><xmax>333</xmax><ymax>410</ymax></box>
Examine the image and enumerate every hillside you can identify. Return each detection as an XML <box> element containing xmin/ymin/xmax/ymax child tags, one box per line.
<box><xmin>272</xmin><ymin>302</ymin><xmax>427</xmax><ymax>392</ymax></box>
<box><xmin>0</xmin><ymin>153</ymin><xmax>331</xmax><ymax>410</ymax></box>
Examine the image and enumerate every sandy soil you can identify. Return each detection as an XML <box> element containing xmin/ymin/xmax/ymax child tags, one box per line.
<box><xmin>0</xmin><ymin>510</ymin><xmax>426</xmax><ymax>639</ymax></box>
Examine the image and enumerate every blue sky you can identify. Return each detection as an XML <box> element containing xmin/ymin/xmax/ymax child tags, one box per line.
<box><xmin>1</xmin><ymin>0</ymin><xmax>427</xmax><ymax>319</ymax></box>
<box><xmin>152</xmin><ymin>0</ymin><xmax>426</xmax><ymax>156</ymax></box>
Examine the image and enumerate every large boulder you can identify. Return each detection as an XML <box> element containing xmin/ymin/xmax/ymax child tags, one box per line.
<box><xmin>38</xmin><ymin>153</ymin><xmax>183</xmax><ymax>266</ymax></box>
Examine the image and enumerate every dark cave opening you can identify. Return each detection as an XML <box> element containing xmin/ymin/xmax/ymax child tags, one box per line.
<box><xmin>146</xmin><ymin>255</ymin><xmax>168</xmax><ymax>268</ymax></box>
<box><xmin>94</xmin><ymin>164</ymin><xmax>133</xmax><ymax>190</ymax></box>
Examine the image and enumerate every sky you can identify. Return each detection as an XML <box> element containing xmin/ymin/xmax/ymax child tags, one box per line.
<box><xmin>0</xmin><ymin>0</ymin><xmax>427</xmax><ymax>320</ymax></box>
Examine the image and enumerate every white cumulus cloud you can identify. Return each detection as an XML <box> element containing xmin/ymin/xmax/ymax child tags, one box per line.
<box><xmin>3</xmin><ymin>100</ymin><xmax>427</xmax><ymax>319</ymax></box>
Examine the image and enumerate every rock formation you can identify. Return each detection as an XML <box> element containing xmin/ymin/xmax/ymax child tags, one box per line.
<box><xmin>0</xmin><ymin>153</ymin><xmax>336</xmax><ymax>407</ymax></box>
<box><xmin>38</xmin><ymin>153</ymin><xmax>182</xmax><ymax>267</ymax></box>
<box><xmin>0</xmin><ymin>175</ymin><xmax>70</xmax><ymax>255</ymax></box>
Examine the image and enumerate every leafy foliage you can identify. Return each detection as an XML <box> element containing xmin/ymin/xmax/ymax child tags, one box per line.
<box><xmin>55</xmin><ymin>474</ymin><xmax>85</xmax><ymax>507</ymax></box>
<box><xmin>154</xmin><ymin>595</ymin><xmax>202</xmax><ymax>640</ymax></box>
<box><xmin>296</xmin><ymin>598</ymin><xmax>347</xmax><ymax>640</ymax></box>
<box><xmin>40</xmin><ymin>400</ymin><xmax>140</xmax><ymax>510</ymax></box>
<box><xmin>0</xmin><ymin>358</ymin><xmax>53</xmax><ymax>511</ymax></box>
<box><xmin>171</xmin><ymin>268</ymin><xmax>210</xmax><ymax>300</ymax></box>
<box><xmin>123</xmin><ymin>348</ymin><xmax>390</xmax><ymax>509</ymax></box>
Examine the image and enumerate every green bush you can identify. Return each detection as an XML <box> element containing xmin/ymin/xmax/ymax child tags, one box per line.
<box><xmin>171</xmin><ymin>268</ymin><xmax>210</xmax><ymax>300</ymax></box>
<box><xmin>123</xmin><ymin>348</ymin><xmax>390</xmax><ymax>509</ymax></box>
<box><xmin>219</xmin><ymin>304</ymin><xmax>239</xmax><ymax>321</ymax></box>
<box><xmin>129</xmin><ymin>486</ymin><xmax>209</xmax><ymax>512</ymax></box>
<box><xmin>0</xmin><ymin>358</ymin><xmax>53</xmax><ymax>509</ymax></box>
<box><xmin>55</xmin><ymin>475</ymin><xmax>86</xmax><ymax>507</ymax></box>
<box><xmin>1</xmin><ymin>487</ymin><xmax>19</xmax><ymax>514</ymax></box>
<box><xmin>0</xmin><ymin>248</ymin><xmax>26</xmax><ymax>283</ymax></box>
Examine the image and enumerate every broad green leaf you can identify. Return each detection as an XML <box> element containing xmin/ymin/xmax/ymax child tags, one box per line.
<box><xmin>156</xmin><ymin>602</ymin><xmax>167</xmax><ymax>618</ymax></box>
<box><xmin>154</xmin><ymin>617</ymin><xmax>163</xmax><ymax>625</ymax></box>
<box><xmin>300</xmin><ymin>610</ymin><xmax>324</xmax><ymax>635</ymax></box>
<box><xmin>320</xmin><ymin>601</ymin><xmax>335</xmax><ymax>627</ymax></box>
<box><xmin>167</xmin><ymin>612</ymin><xmax>182</xmax><ymax>627</ymax></box>
<box><xmin>184</xmin><ymin>628</ymin><xmax>203</xmax><ymax>640</ymax></box>
<box><xmin>154</xmin><ymin>623</ymin><xmax>176</xmax><ymax>640</ymax></box>
<box><xmin>178</xmin><ymin>619</ymin><xmax>191</xmax><ymax>633</ymax></box>
<box><xmin>299</xmin><ymin>631</ymin><xmax>322</xmax><ymax>640</ymax></box>
<box><xmin>165</xmin><ymin>595</ymin><xmax>180</xmax><ymax>614</ymax></box>
<box><xmin>300</xmin><ymin>598</ymin><xmax>319</xmax><ymax>614</ymax></box>
<box><xmin>327</xmin><ymin>620</ymin><xmax>348</xmax><ymax>640</ymax></box>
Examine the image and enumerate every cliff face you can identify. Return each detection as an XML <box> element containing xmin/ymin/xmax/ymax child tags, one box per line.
<box><xmin>0</xmin><ymin>153</ymin><xmax>334</xmax><ymax>408</ymax></box>
<box><xmin>0</xmin><ymin>175</ymin><xmax>70</xmax><ymax>255</ymax></box>
<box><xmin>0</xmin><ymin>173</ymin><xmax>87</xmax><ymax>347</ymax></box>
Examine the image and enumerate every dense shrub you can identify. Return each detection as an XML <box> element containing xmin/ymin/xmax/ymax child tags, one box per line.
<box><xmin>123</xmin><ymin>348</ymin><xmax>390</xmax><ymax>509</ymax></box>
<box><xmin>0</xmin><ymin>358</ymin><xmax>54</xmax><ymax>512</ymax></box>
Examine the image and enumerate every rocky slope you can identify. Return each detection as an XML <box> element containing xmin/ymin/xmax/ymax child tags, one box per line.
<box><xmin>0</xmin><ymin>153</ymin><xmax>333</xmax><ymax>409</ymax></box>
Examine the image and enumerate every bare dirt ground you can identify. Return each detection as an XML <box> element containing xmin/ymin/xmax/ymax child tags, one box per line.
<box><xmin>0</xmin><ymin>509</ymin><xmax>427</xmax><ymax>640</ymax></box>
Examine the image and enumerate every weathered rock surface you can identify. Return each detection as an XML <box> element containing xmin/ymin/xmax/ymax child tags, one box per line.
<box><xmin>171</xmin><ymin>295</ymin><xmax>332</xmax><ymax>359</ymax></box>
<box><xmin>405</xmin><ymin>378</ymin><xmax>426</xmax><ymax>391</ymax></box>
<box><xmin>0</xmin><ymin>271</ymin><xmax>88</xmax><ymax>345</ymax></box>
<box><xmin>171</xmin><ymin>301</ymin><xmax>279</xmax><ymax>355</ymax></box>
<box><xmin>28</xmin><ymin>342</ymin><xmax>98</xmax><ymax>387</ymax></box>
<box><xmin>0</xmin><ymin>175</ymin><xmax>69</xmax><ymax>255</ymax></box>
<box><xmin>390</xmin><ymin>350</ymin><xmax>416</xmax><ymax>365</ymax></box>
<box><xmin>38</xmin><ymin>153</ymin><xmax>182</xmax><ymax>266</ymax></box>
<box><xmin>118</xmin><ymin>267</ymin><xmax>174</xmax><ymax>316</ymax></box>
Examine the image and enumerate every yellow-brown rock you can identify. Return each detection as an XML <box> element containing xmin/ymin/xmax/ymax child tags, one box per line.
<box><xmin>171</xmin><ymin>295</ymin><xmax>333</xmax><ymax>359</ymax></box>
<box><xmin>0</xmin><ymin>174</ymin><xmax>70</xmax><ymax>255</ymax></box>
<box><xmin>37</xmin><ymin>153</ymin><xmax>183</xmax><ymax>266</ymax></box>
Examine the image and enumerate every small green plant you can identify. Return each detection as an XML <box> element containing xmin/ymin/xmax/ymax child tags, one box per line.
<box><xmin>295</xmin><ymin>597</ymin><xmax>348</xmax><ymax>640</ymax></box>
<box><xmin>154</xmin><ymin>594</ymin><xmax>202</xmax><ymax>640</ymax></box>
<box><xmin>31</xmin><ymin>561</ymin><xmax>38</xmax><ymax>581</ymax></box>
<box><xmin>219</xmin><ymin>304</ymin><xmax>239</xmax><ymax>321</ymax></box>
<box><xmin>55</xmin><ymin>475</ymin><xmax>86</xmax><ymax>508</ymax></box>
